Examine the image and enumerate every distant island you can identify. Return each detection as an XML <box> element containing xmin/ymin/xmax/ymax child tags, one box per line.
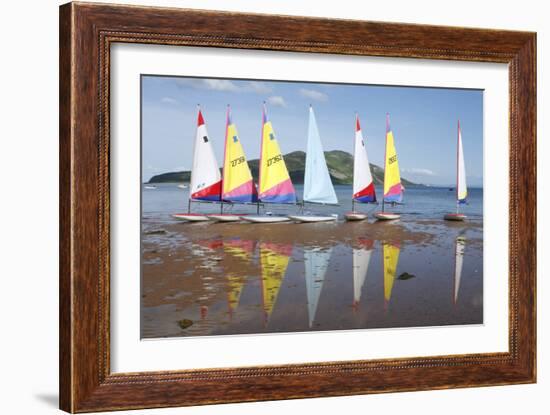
<box><xmin>148</xmin><ymin>150</ymin><xmax>418</xmax><ymax>186</ymax></box>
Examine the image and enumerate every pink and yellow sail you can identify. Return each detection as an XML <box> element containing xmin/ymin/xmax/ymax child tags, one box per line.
<box><xmin>260</xmin><ymin>242</ymin><xmax>292</xmax><ymax>324</ymax></box>
<box><xmin>222</xmin><ymin>106</ymin><xmax>258</xmax><ymax>203</ymax></box>
<box><xmin>383</xmin><ymin>114</ymin><xmax>403</xmax><ymax>203</ymax></box>
<box><xmin>258</xmin><ymin>104</ymin><xmax>296</xmax><ymax>204</ymax></box>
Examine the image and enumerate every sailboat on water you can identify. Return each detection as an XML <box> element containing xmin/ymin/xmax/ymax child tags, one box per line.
<box><xmin>173</xmin><ymin>106</ymin><xmax>222</xmax><ymax>222</ymax></box>
<box><xmin>288</xmin><ymin>106</ymin><xmax>339</xmax><ymax>223</ymax></box>
<box><xmin>242</xmin><ymin>103</ymin><xmax>297</xmax><ymax>223</ymax></box>
<box><xmin>207</xmin><ymin>105</ymin><xmax>258</xmax><ymax>222</ymax></box>
<box><xmin>374</xmin><ymin>113</ymin><xmax>403</xmax><ymax>221</ymax></box>
<box><xmin>345</xmin><ymin>114</ymin><xmax>377</xmax><ymax>221</ymax></box>
<box><xmin>444</xmin><ymin>121</ymin><xmax>468</xmax><ymax>221</ymax></box>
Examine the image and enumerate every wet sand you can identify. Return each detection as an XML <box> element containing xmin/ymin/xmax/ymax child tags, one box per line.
<box><xmin>141</xmin><ymin>215</ymin><xmax>483</xmax><ymax>339</ymax></box>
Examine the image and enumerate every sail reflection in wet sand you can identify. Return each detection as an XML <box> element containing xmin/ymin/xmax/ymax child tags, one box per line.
<box><xmin>141</xmin><ymin>213</ymin><xmax>483</xmax><ymax>337</ymax></box>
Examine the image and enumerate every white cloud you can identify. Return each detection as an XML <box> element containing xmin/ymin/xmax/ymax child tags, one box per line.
<box><xmin>174</xmin><ymin>78</ymin><xmax>272</xmax><ymax>94</ymax></box>
<box><xmin>267</xmin><ymin>96</ymin><xmax>287</xmax><ymax>107</ymax></box>
<box><xmin>246</xmin><ymin>81</ymin><xmax>272</xmax><ymax>94</ymax></box>
<box><xmin>161</xmin><ymin>97</ymin><xmax>178</xmax><ymax>105</ymax></box>
<box><xmin>403</xmin><ymin>167</ymin><xmax>436</xmax><ymax>176</ymax></box>
<box><xmin>299</xmin><ymin>88</ymin><xmax>328</xmax><ymax>102</ymax></box>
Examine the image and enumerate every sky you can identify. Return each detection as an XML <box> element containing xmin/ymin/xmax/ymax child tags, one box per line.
<box><xmin>141</xmin><ymin>75</ymin><xmax>483</xmax><ymax>186</ymax></box>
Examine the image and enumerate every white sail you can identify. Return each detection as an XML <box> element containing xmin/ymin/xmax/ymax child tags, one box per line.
<box><xmin>457</xmin><ymin>122</ymin><xmax>468</xmax><ymax>203</ymax></box>
<box><xmin>454</xmin><ymin>237</ymin><xmax>466</xmax><ymax>304</ymax></box>
<box><xmin>189</xmin><ymin>108</ymin><xmax>222</xmax><ymax>201</ymax></box>
<box><xmin>353</xmin><ymin>115</ymin><xmax>376</xmax><ymax>202</ymax></box>
<box><xmin>303</xmin><ymin>107</ymin><xmax>338</xmax><ymax>204</ymax></box>
<box><xmin>353</xmin><ymin>241</ymin><xmax>374</xmax><ymax>305</ymax></box>
<box><xmin>304</xmin><ymin>247</ymin><xmax>332</xmax><ymax>328</ymax></box>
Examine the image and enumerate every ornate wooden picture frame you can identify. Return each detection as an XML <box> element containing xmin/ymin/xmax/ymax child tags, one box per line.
<box><xmin>59</xmin><ymin>2</ymin><xmax>536</xmax><ymax>412</ymax></box>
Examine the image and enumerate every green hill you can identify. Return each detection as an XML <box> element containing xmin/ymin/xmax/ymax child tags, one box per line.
<box><xmin>148</xmin><ymin>150</ymin><xmax>417</xmax><ymax>186</ymax></box>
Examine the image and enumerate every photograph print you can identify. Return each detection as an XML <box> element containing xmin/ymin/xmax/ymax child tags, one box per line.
<box><xmin>140</xmin><ymin>75</ymin><xmax>483</xmax><ymax>339</ymax></box>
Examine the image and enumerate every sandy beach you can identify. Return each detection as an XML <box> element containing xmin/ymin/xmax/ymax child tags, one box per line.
<box><xmin>141</xmin><ymin>212</ymin><xmax>483</xmax><ymax>338</ymax></box>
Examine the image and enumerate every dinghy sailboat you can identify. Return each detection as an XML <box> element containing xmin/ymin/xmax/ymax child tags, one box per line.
<box><xmin>444</xmin><ymin>121</ymin><xmax>468</xmax><ymax>221</ymax></box>
<box><xmin>207</xmin><ymin>105</ymin><xmax>257</xmax><ymax>222</ymax></box>
<box><xmin>173</xmin><ymin>106</ymin><xmax>222</xmax><ymax>222</ymax></box>
<box><xmin>374</xmin><ymin>114</ymin><xmax>403</xmax><ymax>221</ymax></box>
<box><xmin>345</xmin><ymin>114</ymin><xmax>376</xmax><ymax>221</ymax></box>
<box><xmin>241</xmin><ymin>103</ymin><xmax>296</xmax><ymax>223</ymax></box>
<box><xmin>288</xmin><ymin>106</ymin><xmax>339</xmax><ymax>223</ymax></box>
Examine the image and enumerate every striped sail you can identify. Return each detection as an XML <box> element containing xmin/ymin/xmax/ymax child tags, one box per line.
<box><xmin>260</xmin><ymin>243</ymin><xmax>292</xmax><ymax>324</ymax></box>
<box><xmin>303</xmin><ymin>107</ymin><xmax>338</xmax><ymax>204</ymax></box>
<box><xmin>383</xmin><ymin>114</ymin><xmax>403</xmax><ymax>203</ymax></box>
<box><xmin>304</xmin><ymin>247</ymin><xmax>332</xmax><ymax>328</ymax></box>
<box><xmin>353</xmin><ymin>115</ymin><xmax>376</xmax><ymax>203</ymax></box>
<box><xmin>259</xmin><ymin>104</ymin><xmax>296</xmax><ymax>203</ymax></box>
<box><xmin>453</xmin><ymin>236</ymin><xmax>466</xmax><ymax>304</ymax></box>
<box><xmin>353</xmin><ymin>239</ymin><xmax>374</xmax><ymax>306</ymax></box>
<box><xmin>189</xmin><ymin>108</ymin><xmax>222</xmax><ymax>201</ymax></box>
<box><xmin>457</xmin><ymin>121</ymin><xmax>468</xmax><ymax>204</ymax></box>
<box><xmin>222</xmin><ymin>106</ymin><xmax>258</xmax><ymax>203</ymax></box>
<box><xmin>383</xmin><ymin>242</ymin><xmax>400</xmax><ymax>307</ymax></box>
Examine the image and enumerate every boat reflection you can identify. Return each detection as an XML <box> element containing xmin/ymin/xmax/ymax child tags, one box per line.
<box><xmin>382</xmin><ymin>242</ymin><xmax>401</xmax><ymax>310</ymax></box>
<box><xmin>304</xmin><ymin>247</ymin><xmax>332</xmax><ymax>327</ymax></box>
<box><xmin>352</xmin><ymin>239</ymin><xmax>374</xmax><ymax>310</ymax></box>
<box><xmin>260</xmin><ymin>242</ymin><xmax>293</xmax><ymax>326</ymax></box>
<box><xmin>453</xmin><ymin>236</ymin><xmax>466</xmax><ymax>305</ymax></box>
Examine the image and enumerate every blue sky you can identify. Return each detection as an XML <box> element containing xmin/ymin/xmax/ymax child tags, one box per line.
<box><xmin>142</xmin><ymin>75</ymin><xmax>483</xmax><ymax>186</ymax></box>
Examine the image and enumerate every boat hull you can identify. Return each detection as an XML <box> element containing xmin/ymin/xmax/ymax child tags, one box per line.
<box><xmin>374</xmin><ymin>212</ymin><xmax>400</xmax><ymax>221</ymax></box>
<box><xmin>344</xmin><ymin>212</ymin><xmax>367</xmax><ymax>221</ymax></box>
<box><xmin>444</xmin><ymin>213</ymin><xmax>467</xmax><ymax>221</ymax></box>
<box><xmin>241</xmin><ymin>215</ymin><xmax>290</xmax><ymax>223</ymax></box>
<box><xmin>207</xmin><ymin>214</ymin><xmax>246</xmax><ymax>222</ymax></box>
<box><xmin>288</xmin><ymin>215</ymin><xmax>338</xmax><ymax>223</ymax></box>
<box><xmin>172</xmin><ymin>213</ymin><xmax>210</xmax><ymax>222</ymax></box>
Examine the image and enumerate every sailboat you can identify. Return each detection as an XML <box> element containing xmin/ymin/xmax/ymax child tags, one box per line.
<box><xmin>382</xmin><ymin>242</ymin><xmax>400</xmax><ymax>310</ymax></box>
<box><xmin>288</xmin><ymin>106</ymin><xmax>339</xmax><ymax>222</ymax></box>
<box><xmin>173</xmin><ymin>106</ymin><xmax>222</xmax><ymax>222</ymax></box>
<box><xmin>444</xmin><ymin>121</ymin><xmax>468</xmax><ymax>221</ymax></box>
<box><xmin>207</xmin><ymin>105</ymin><xmax>257</xmax><ymax>222</ymax></box>
<box><xmin>374</xmin><ymin>113</ymin><xmax>403</xmax><ymax>221</ymax></box>
<box><xmin>352</xmin><ymin>239</ymin><xmax>374</xmax><ymax>309</ymax></box>
<box><xmin>453</xmin><ymin>236</ymin><xmax>466</xmax><ymax>304</ymax></box>
<box><xmin>259</xmin><ymin>242</ymin><xmax>292</xmax><ymax>326</ymax></box>
<box><xmin>242</xmin><ymin>103</ymin><xmax>296</xmax><ymax>223</ymax></box>
<box><xmin>304</xmin><ymin>247</ymin><xmax>332</xmax><ymax>328</ymax></box>
<box><xmin>345</xmin><ymin>114</ymin><xmax>377</xmax><ymax>221</ymax></box>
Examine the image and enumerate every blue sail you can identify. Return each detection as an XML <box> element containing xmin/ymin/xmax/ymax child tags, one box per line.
<box><xmin>303</xmin><ymin>107</ymin><xmax>338</xmax><ymax>204</ymax></box>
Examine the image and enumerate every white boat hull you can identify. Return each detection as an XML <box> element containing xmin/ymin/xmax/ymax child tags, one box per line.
<box><xmin>344</xmin><ymin>212</ymin><xmax>367</xmax><ymax>221</ymax></box>
<box><xmin>207</xmin><ymin>214</ymin><xmax>245</xmax><ymax>222</ymax></box>
<box><xmin>288</xmin><ymin>215</ymin><xmax>338</xmax><ymax>223</ymax></box>
<box><xmin>241</xmin><ymin>215</ymin><xmax>290</xmax><ymax>223</ymax></box>
<box><xmin>444</xmin><ymin>213</ymin><xmax>467</xmax><ymax>221</ymax></box>
<box><xmin>172</xmin><ymin>213</ymin><xmax>210</xmax><ymax>222</ymax></box>
<box><xmin>373</xmin><ymin>212</ymin><xmax>400</xmax><ymax>221</ymax></box>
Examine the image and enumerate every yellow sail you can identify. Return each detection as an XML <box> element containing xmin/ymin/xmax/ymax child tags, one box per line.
<box><xmin>383</xmin><ymin>243</ymin><xmax>401</xmax><ymax>305</ymax></box>
<box><xmin>259</xmin><ymin>243</ymin><xmax>292</xmax><ymax>322</ymax></box>
<box><xmin>383</xmin><ymin>114</ymin><xmax>403</xmax><ymax>203</ymax></box>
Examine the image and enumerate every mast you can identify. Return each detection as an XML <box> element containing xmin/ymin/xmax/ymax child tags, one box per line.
<box><xmin>382</xmin><ymin>114</ymin><xmax>389</xmax><ymax>213</ymax></box>
<box><xmin>456</xmin><ymin>120</ymin><xmax>460</xmax><ymax>215</ymax></box>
